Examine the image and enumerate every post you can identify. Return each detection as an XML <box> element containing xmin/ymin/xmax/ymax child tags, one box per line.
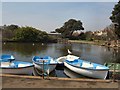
<box><xmin>113</xmin><ymin>63</ymin><xmax>116</xmax><ymax>82</ymax></box>
<box><xmin>42</xmin><ymin>60</ymin><xmax>44</xmax><ymax>79</ymax></box>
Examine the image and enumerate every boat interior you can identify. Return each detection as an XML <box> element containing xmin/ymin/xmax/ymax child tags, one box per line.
<box><xmin>66</xmin><ymin>59</ymin><xmax>109</xmax><ymax>70</ymax></box>
<box><xmin>0</xmin><ymin>61</ymin><xmax>33</xmax><ymax>68</ymax></box>
<box><xmin>32</xmin><ymin>56</ymin><xmax>56</xmax><ymax>64</ymax></box>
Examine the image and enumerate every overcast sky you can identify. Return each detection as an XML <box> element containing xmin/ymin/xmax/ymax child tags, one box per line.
<box><xmin>2</xmin><ymin>2</ymin><xmax>118</xmax><ymax>32</ymax></box>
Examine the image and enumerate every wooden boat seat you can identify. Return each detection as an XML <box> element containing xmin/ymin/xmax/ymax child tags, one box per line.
<box><xmin>33</xmin><ymin>56</ymin><xmax>51</xmax><ymax>63</ymax></box>
<box><xmin>81</xmin><ymin>62</ymin><xmax>94</xmax><ymax>69</ymax></box>
<box><xmin>18</xmin><ymin>64</ymin><xmax>26</xmax><ymax>67</ymax></box>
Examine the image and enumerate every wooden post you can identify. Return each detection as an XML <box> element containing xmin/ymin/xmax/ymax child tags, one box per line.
<box><xmin>113</xmin><ymin>63</ymin><xmax>116</xmax><ymax>82</ymax></box>
<box><xmin>42</xmin><ymin>60</ymin><xmax>44</xmax><ymax>79</ymax></box>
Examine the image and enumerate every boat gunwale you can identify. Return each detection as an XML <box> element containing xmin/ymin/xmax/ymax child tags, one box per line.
<box><xmin>0</xmin><ymin>65</ymin><xmax>33</xmax><ymax>69</ymax></box>
<box><xmin>33</xmin><ymin>62</ymin><xmax>57</xmax><ymax>65</ymax></box>
<box><xmin>32</xmin><ymin>56</ymin><xmax>58</xmax><ymax>64</ymax></box>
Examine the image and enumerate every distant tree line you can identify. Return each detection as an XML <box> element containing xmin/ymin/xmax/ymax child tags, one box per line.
<box><xmin>65</xmin><ymin>24</ymin><xmax>119</xmax><ymax>41</ymax></box>
<box><xmin>54</xmin><ymin>19</ymin><xmax>108</xmax><ymax>41</ymax></box>
<box><xmin>53</xmin><ymin>9</ymin><xmax>120</xmax><ymax>41</ymax></box>
<box><xmin>1</xmin><ymin>24</ymin><xmax>57</xmax><ymax>43</ymax></box>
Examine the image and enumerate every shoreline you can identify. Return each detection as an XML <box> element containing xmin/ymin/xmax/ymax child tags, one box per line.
<box><xmin>68</xmin><ymin>40</ymin><xmax>120</xmax><ymax>49</ymax></box>
<box><xmin>68</xmin><ymin>40</ymin><xmax>96</xmax><ymax>44</ymax></box>
<box><xmin>1</xmin><ymin>74</ymin><xmax>119</xmax><ymax>88</ymax></box>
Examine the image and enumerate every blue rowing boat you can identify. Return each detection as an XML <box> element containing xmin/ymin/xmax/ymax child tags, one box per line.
<box><xmin>64</xmin><ymin>59</ymin><xmax>109</xmax><ymax>79</ymax></box>
<box><xmin>0</xmin><ymin>54</ymin><xmax>33</xmax><ymax>75</ymax></box>
<box><xmin>32</xmin><ymin>56</ymin><xmax>57</xmax><ymax>73</ymax></box>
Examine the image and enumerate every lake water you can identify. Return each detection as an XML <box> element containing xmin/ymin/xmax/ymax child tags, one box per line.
<box><xmin>2</xmin><ymin>42</ymin><xmax>120</xmax><ymax>78</ymax></box>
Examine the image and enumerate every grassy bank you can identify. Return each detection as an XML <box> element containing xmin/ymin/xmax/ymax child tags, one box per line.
<box><xmin>68</xmin><ymin>40</ymin><xmax>104</xmax><ymax>45</ymax></box>
<box><xmin>2</xmin><ymin>39</ymin><xmax>57</xmax><ymax>43</ymax></box>
<box><xmin>68</xmin><ymin>40</ymin><xmax>120</xmax><ymax>49</ymax></box>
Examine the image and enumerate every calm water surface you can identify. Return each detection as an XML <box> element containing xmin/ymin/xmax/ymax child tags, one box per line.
<box><xmin>2</xmin><ymin>42</ymin><xmax>120</xmax><ymax>78</ymax></box>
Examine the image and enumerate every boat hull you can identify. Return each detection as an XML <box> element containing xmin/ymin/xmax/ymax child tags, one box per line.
<box><xmin>1</xmin><ymin>66</ymin><xmax>33</xmax><ymax>75</ymax></box>
<box><xmin>64</xmin><ymin>67</ymin><xmax>86</xmax><ymax>78</ymax></box>
<box><xmin>64</xmin><ymin>62</ymin><xmax>108</xmax><ymax>79</ymax></box>
<box><xmin>33</xmin><ymin>62</ymin><xmax>56</xmax><ymax>73</ymax></box>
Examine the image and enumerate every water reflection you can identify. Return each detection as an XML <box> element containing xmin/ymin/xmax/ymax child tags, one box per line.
<box><xmin>2</xmin><ymin>43</ymin><xmax>49</xmax><ymax>62</ymax></box>
<box><xmin>33</xmin><ymin>67</ymin><xmax>57</xmax><ymax>77</ymax></box>
<box><xmin>2</xmin><ymin>42</ymin><xmax>120</xmax><ymax>78</ymax></box>
<box><xmin>2</xmin><ymin>43</ymin><xmax>48</xmax><ymax>56</ymax></box>
<box><xmin>56</xmin><ymin>43</ymin><xmax>72</xmax><ymax>56</ymax></box>
<box><xmin>2</xmin><ymin>42</ymin><xmax>120</xmax><ymax>64</ymax></box>
<box><xmin>112</xmin><ymin>49</ymin><xmax>120</xmax><ymax>63</ymax></box>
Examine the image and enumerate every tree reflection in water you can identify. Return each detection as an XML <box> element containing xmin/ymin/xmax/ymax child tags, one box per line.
<box><xmin>2</xmin><ymin>42</ymin><xmax>120</xmax><ymax>63</ymax></box>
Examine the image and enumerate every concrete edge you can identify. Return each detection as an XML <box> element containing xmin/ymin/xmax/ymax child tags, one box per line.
<box><xmin>0</xmin><ymin>74</ymin><xmax>114</xmax><ymax>83</ymax></box>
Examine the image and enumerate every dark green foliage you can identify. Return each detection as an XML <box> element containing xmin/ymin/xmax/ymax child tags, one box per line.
<box><xmin>69</xmin><ymin>32</ymin><xmax>86</xmax><ymax>40</ymax></box>
<box><xmin>2</xmin><ymin>25</ymin><xmax>56</xmax><ymax>43</ymax></box>
<box><xmin>55</xmin><ymin>19</ymin><xmax>84</xmax><ymax>38</ymax></box>
<box><xmin>2</xmin><ymin>24</ymin><xmax>19</xmax><ymax>39</ymax></box>
<box><xmin>79</xmin><ymin>32</ymin><xmax>86</xmax><ymax>40</ymax></box>
<box><xmin>15</xmin><ymin>27</ymin><xmax>40</xmax><ymax>41</ymax></box>
<box><xmin>6</xmin><ymin>24</ymin><xmax>19</xmax><ymax>30</ymax></box>
<box><xmin>110</xmin><ymin>1</ymin><xmax>120</xmax><ymax>38</ymax></box>
<box><xmin>14</xmin><ymin>26</ymin><xmax>56</xmax><ymax>42</ymax></box>
<box><xmin>50</xmin><ymin>31</ymin><xmax>56</xmax><ymax>33</ymax></box>
<box><xmin>84</xmin><ymin>31</ymin><xmax>93</xmax><ymax>41</ymax></box>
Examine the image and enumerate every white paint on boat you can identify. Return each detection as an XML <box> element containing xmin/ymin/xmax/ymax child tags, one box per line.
<box><xmin>56</xmin><ymin>56</ymin><xmax>66</xmax><ymax>64</ymax></box>
<box><xmin>64</xmin><ymin>67</ymin><xmax>85</xmax><ymax>78</ymax></box>
<box><xmin>33</xmin><ymin>62</ymin><xmax>56</xmax><ymax>73</ymax></box>
<box><xmin>32</xmin><ymin>56</ymin><xmax>57</xmax><ymax>73</ymax></box>
<box><xmin>64</xmin><ymin>61</ymin><xmax>108</xmax><ymax>79</ymax></box>
<box><xmin>1</xmin><ymin>66</ymin><xmax>33</xmax><ymax>75</ymax></box>
<box><xmin>56</xmin><ymin>55</ymin><xmax>79</xmax><ymax>64</ymax></box>
<box><xmin>0</xmin><ymin>62</ymin><xmax>11</xmax><ymax>67</ymax></box>
<box><xmin>0</xmin><ymin>61</ymin><xmax>33</xmax><ymax>75</ymax></box>
<box><xmin>66</xmin><ymin>55</ymin><xmax>79</xmax><ymax>61</ymax></box>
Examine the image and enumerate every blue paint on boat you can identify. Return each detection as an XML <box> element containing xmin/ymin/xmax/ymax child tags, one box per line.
<box><xmin>0</xmin><ymin>54</ymin><xmax>15</xmax><ymax>62</ymax></box>
<box><xmin>65</xmin><ymin>59</ymin><xmax>109</xmax><ymax>70</ymax></box>
<box><xmin>0</xmin><ymin>61</ymin><xmax>33</xmax><ymax>69</ymax></box>
<box><xmin>0</xmin><ymin>54</ymin><xmax>33</xmax><ymax>69</ymax></box>
<box><xmin>32</xmin><ymin>56</ymin><xmax>57</xmax><ymax>64</ymax></box>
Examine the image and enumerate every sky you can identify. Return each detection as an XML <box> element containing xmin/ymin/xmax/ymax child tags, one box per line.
<box><xmin>0</xmin><ymin>2</ymin><xmax>2</xmax><ymax>26</ymax></box>
<box><xmin>2</xmin><ymin>2</ymin><xmax>118</xmax><ymax>32</ymax></box>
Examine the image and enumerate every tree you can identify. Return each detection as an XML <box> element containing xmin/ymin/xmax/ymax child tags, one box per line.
<box><xmin>15</xmin><ymin>26</ymin><xmax>40</xmax><ymax>41</ymax></box>
<box><xmin>84</xmin><ymin>31</ymin><xmax>94</xmax><ymax>41</ymax></box>
<box><xmin>6</xmin><ymin>24</ymin><xmax>19</xmax><ymax>30</ymax></box>
<box><xmin>55</xmin><ymin>19</ymin><xmax>84</xmax><ymax>38</ymax></box>
<box><xmin>14</xmin><ymin>26</ymin><xmax>55</xmax><ymax>42</ymax></box>
<box><xmin>2</xmin><ymin>24</ymin><xmax>57</xmax><ymax>42</ymax></box>
<box><xmin>2</xmin><ymin>24</ymin><xmax>19</xmax><ymax>39</ymax></box>
<box><xmin>110</xmin><ymin>1</ymin><xmax>120</xmax><ymax>38</ymax></box>
<box><xmin>79</xmin><ymin>32</ymin><xmax>86</xmax><ymax>40</ymax></box>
